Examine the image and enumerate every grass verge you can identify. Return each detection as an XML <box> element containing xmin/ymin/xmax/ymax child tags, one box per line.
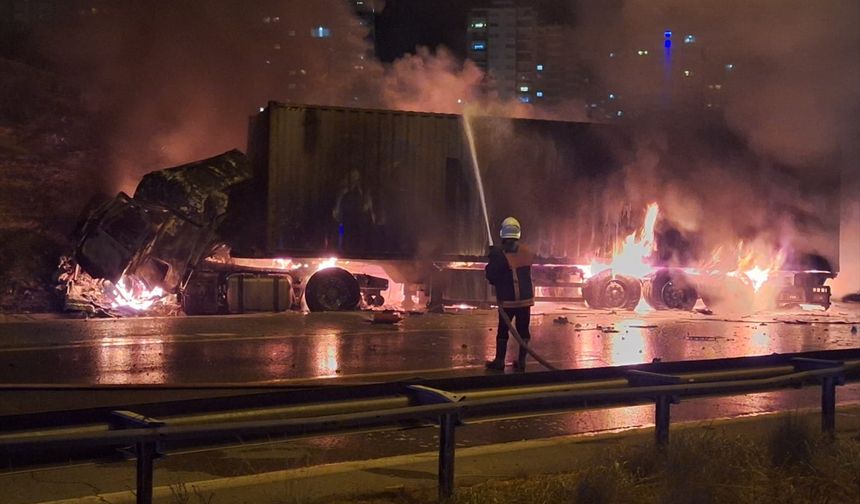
<box><xmin>316</xmin><ymin>417</ymin><xmax>860</xmax><ymax>504</ymax></box>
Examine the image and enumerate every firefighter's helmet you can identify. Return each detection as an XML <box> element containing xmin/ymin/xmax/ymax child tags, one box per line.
<box><xmin>500</xmin><ymin>217</ymin><xmax>521</xmax><ymax>240</ymax></box>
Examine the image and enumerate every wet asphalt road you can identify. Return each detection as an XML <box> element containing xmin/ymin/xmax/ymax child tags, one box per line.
<box><xmin>1</xmin><ymin>303</ymin><xmax>859</xmax><ymax>502</ymax></box>
<box><xmin>1</xmin><ymin>303</ymin><xmax>858</xmax><ymax>388</ymax></box>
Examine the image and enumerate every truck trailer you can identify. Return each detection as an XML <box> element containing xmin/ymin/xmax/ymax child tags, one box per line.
<box><xmin>67</xmin><ymin>103</ymin><xmax>838</xmax><ymax>315</ymax></box>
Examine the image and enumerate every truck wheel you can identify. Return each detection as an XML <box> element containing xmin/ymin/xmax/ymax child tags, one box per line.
<box><xmin>583</xmin><ymin>269</ymin><xmax>642</xmax><ymax>310</ymax></box>
<box><xmin>643</xmin><ymin>269</ymin><xmax>697</xmax><ymax>310</ymax></box>
<box><xmin>305</xmin><ymin>267</ymin><xmax>361</xmax><ymax>312</ymax></box>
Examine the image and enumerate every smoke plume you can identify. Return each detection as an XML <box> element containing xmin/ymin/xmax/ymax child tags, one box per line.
<box><xmin>569</xmin><ymin>0</ymin><xmax>859</xmax><ymax>274</ymax></box>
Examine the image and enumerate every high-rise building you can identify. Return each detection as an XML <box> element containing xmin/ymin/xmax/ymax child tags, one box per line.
<box><xmin>467</xmin><ymin>0</ymin><xmax>537</xmax><ymax>102</ymax></box>
<box><xmin>257</xmin><ymin>0</ymin><xmax>379</xmax><ymax>105</ymax></box>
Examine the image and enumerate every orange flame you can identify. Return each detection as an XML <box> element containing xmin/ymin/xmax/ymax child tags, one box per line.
<box><xmin>733</xmin><ymin>242</ymin><xmax>786</xmax><ymax>292</ymax></box>
<box><xmin>112</xmin><ymin>276</ymin><xmax>165</xmax><ymax>311</ymax></box>
<box><xmin>316</xmin><ymin>257</ymin><xmax>338</xmax><ymax>272</ymax></box>
<box><xmin>590</xmin><ymin>203</ymin><xmax>660</xmax><ymax>279</ymax></box>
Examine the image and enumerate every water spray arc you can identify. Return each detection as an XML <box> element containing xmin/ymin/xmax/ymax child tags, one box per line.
<box><xmin>461</xmin><ymin>113</ymin><xmax>558</xmax><ymax>371</ymax></box>
<box><xmin>461</xmin><ymin>115</ymin><xmax>494</xmax><ymax>248</ymax></box>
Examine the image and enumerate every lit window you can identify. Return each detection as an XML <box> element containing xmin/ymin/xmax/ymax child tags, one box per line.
<box><xmin>637</xmin><ymin>50</ymin><xmax>649</xmax><ymax>56</ymax></box>
<box><xmin>259</xmin><ymin>107</ymin><xmax>265</xmax><ymax>112</ymax></box>
<box><xmin>519</xmin><ymin>85</ymin><xmax>529</xmax><ymax>92</ymax></box>
<box><xmin>684</xmin><ymin>34</ymin><xmax>696</xmax><ymax>44</ymax></box>
<box><xmin>608</xmin><ymin>93</ymin><xmax>615</xmax><ymax>100</ymax></box>
<box><xmin>536</xmin><ymin>91</ymin><xmax>543</xmax><ymax>97</ymax></box>
<box><xmin>519</xmin><ymin>95</ymin><xmax>531</xmax><ymax>103</ymax></box>
<box><xmin>683</xmin><ymin>69</ymin><xmax>692</xmax><ymax>77</ymax></box>
<box><xmin>471</xmin><ymin>21</ymin><xmax>486</xmax><ymax>29</ymax></box>
<box><xmin>536</xmin><ymin>64</ymin><xmax>543</xmax><ymax>71</ymax></box>
<box><xmin>312</xmin><ymin>26</ymin><xmax>331</xmax><ymax>38</ymax></box>
<box><xmin>616</xmin><ymin>110</ymin><xmax>624</xmax><ymax>117</ymax></box>
<box><xmin>714</xmin><ymin>84</ymin><xmax>722</xmax><ymax>90</ymax></box>
<box><xmin>609</xmin><ymin>52</ymin><xmax>615</xmax><ymax>58</ymax></box>
<box><xmin>471</xmin><ymin>42</ymin><xmax>486</xmax><ymax>51</ymax></box>
<box><xmin>725</xmin><ymin>63</ymin><xmax>734</xmax><ymax>71</ymax></box>
<box><xmin>664</xmin><ymin>30</ymin><xmax>672</xmax><ymax>38</ymax></box>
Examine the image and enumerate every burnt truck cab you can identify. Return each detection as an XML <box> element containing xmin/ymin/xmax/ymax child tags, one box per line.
<box><xmin>70</xmin><ymin>150</ymin><xmax>254</xmax><ymax>307</ymax></box>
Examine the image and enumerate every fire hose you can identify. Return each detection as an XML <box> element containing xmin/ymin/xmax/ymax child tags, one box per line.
<box><xmin>497</xmin><ymin>306</ymin><xmax>559</xmax><ymax>371</ymax></box>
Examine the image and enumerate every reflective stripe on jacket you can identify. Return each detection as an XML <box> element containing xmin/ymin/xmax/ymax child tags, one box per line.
<box><xmin>485</xmin><ymin>243</ymin><xmax>535</xmax><ymax>308</ymax></box>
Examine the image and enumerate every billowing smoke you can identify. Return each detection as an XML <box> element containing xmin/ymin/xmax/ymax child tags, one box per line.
<box><xmin>34</xmin><ymin>0</ymin><xmax>497</xmax><ymax>194</ymax></box>
<box><xmin>29</xmin><ymin>0</ymin><xmax>859</xmax><ymax>293</ymax></box>
<box><xmin>569</xmin><ymin>0</ymin><xmax>859</xmax><ymax>280</ymax></box>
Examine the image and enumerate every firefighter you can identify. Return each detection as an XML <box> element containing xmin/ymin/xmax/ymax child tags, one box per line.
<box><xmin>485</xmin><ymin>217</ymin><xmax>535</xmax><ymax>371</ymax></box>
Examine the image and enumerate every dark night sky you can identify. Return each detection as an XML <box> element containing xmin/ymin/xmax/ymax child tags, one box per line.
<box><xmin>375</xmin><ymin>0</ymin><xmax>472</xmax><ymax>61</ymax></box>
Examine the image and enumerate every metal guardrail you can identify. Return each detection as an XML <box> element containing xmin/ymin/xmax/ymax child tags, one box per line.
<box><xmin>1</xmin><ymin>356</ymin><xmax>859</xmax><ymax>503</ymax></box>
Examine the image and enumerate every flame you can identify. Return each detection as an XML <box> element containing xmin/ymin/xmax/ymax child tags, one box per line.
<box><xmin>733</xmin><ymin>242</ymin><xmax>786</xmax><ymax>292</ymax></box>
<box><xmin>450</xmin><ymin>303</ymin><xmax>477</xmax><ymax>310</ymax></box>
<box><xmin>112</xmin><ymin>275</ymin><xmax>165</xmax><ymax>311</ymax></box>
<box><xmin>743</xmin><ymin>266</ymin><xmax>770</xmax><ymax>292</ymax></box>
<box><xmin>591</xmin><ymin>203</ymin><xmax>660</xmax><ymax>279</ymax></box>
<box><xmin>316</xmin><ymin>257</ymin><xmax>338</xmax><ymax>271</ymax></box>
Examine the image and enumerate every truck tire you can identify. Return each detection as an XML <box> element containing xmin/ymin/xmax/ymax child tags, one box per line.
<box><xmin>305</xmin><ymin>267</ymin><xmax>361</xmax><ymax>312</ymax></box>
<box><xmin>583</xmin><ymin>269</ymin><xmax>642</xmax><ymax>310</ymax></box>
<box><xmin>643</xmin><ymin>268</ymin><xmax>698</xmax><ymax>311</ymax></box>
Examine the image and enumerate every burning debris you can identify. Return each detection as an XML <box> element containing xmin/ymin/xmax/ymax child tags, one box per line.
<box><xmin>580</xmin><ymin>203</ymin><xmax>833</xmax><ymax>312</ymax></box>
<box><xmin>60</xmin><ymin>150</ymin><xmax>252</xmax><ymax>316</ymax></box>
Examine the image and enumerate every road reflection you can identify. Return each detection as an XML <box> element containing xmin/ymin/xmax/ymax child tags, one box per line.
<box><xmin>95</xmin><ymin>334</ymin><xmax>167</xmax><ymax>384</ymax></box>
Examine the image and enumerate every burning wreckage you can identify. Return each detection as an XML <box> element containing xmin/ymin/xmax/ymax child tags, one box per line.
<box><xmin>60</xmin><ymin>103</ymin><xmax>836</xmax><ymax>316</ymax></box>
<box><xmin>60</xmin><ymin>150</ymin><xmax>254</xmax><ymax>315</ymax></box>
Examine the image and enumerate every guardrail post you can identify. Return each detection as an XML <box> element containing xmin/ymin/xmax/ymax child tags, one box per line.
<box><xmin>110</xmin><ymin>411</ymin><xmax>165</xmax><ymax>504</ymax></box>
<box><xmin>438</xmin><ymin>413</ymin><xmax>457</xmax><ymax>501</ymax></box>
<box><xmin>136</xmin><ymin>440</ymin><xmax>157</xmax><ymax>504</ymax></box>
<box><xmin>655</xmin><ymin>395</ymin><xmax>671</xmax><ymax>446</ymax></box>
<box><xmin>821</xmin><ymin>376</ymin><xmax>836</xmax><ymax>436</ymax></box>
<box><xmin>791</xmin><ymin>358</ymin><xmax>845</xmax><ymax>437</ymax></box>
<box><xmin>406</xmin><ymin>385</ymin><xmax>464</xmax><ymax>501</ymax></box>
<box><xmin>626</xmin><ymin>370</ymin><xmax>684</xmax><ymax>447</ymax></box>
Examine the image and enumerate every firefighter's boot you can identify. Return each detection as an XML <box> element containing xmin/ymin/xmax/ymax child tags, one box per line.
<box><xmin>513</xmin><ymin>341</ymin><xmax>529</xmax><ymax>372</ymax></box>
<box><xmin>485</xmin><ymin>338</ymin><xmax>507</xmax><ymax>371</ymax></box>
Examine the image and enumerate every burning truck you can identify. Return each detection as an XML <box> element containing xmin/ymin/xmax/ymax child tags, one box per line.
<box><xmin>61</xmin><ymin>103</ymin><xmax>837</xmax><ymax>316</ymax></box>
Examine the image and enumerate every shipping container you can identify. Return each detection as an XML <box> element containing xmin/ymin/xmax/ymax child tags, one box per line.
<box><xmin>241</xmin><ymin>102</ymin><xmax>628</xmax><ymax>262</ymax></box>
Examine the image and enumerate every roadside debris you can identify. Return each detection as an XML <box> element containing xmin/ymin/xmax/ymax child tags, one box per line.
<box><xmin>371</xmin><ymin>311</ymin><xmax>403</xmax><ymax>324</ymax></box>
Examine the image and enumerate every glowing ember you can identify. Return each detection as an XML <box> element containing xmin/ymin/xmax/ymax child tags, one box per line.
<box><xmin>273</xmin><ymin>258</ymin><xmax>299</xmax><ymax>270</ymax></box>
<box><xmin>112</xmin><ymin>276</ymin><xmax>165</xmax><ymax>311</ymax></box>
<box><xmin>799</xmin><ymin>303</ymin><xmax>826</xmax><ymax>311</ymax></box>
